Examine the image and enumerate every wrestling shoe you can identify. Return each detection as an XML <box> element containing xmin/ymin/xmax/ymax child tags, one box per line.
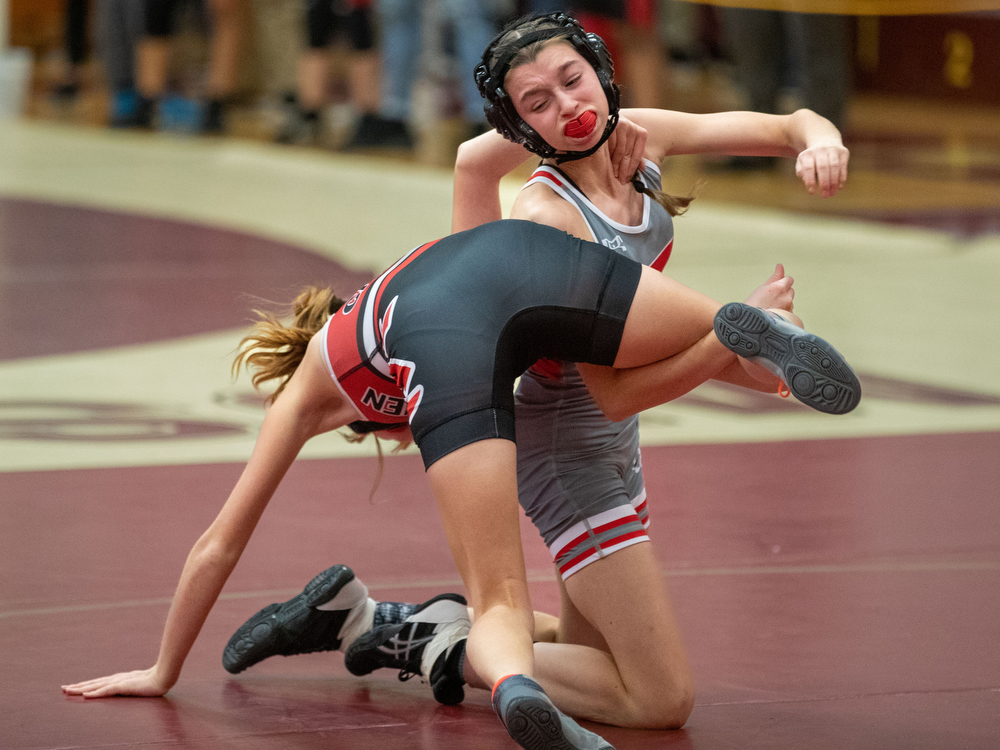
<box><xmin>373</xmin><ymin>599</ymin><xmax>420</xmax><ymax>628</ymax></box>
<box><xmin>714</xmin><ymin>302</ymin><xmax>861</xmax><ymax>415</ymax></box>
<box><xmin>492</xmin><ymin>674</ymin><xmax>615</xmax><ymax>750</ymax></box>
<box><xmin>223</xmin><ymin>564</ymin><xmax>374</xmax><ymax>674</ymax></box>
<box><xmin>344</xmin><ymin>593</ymin><xmax>470</xmax><ymax>705</ymax></box>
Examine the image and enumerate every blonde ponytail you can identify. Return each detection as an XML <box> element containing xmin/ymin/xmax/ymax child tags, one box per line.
<box><xmin>232</xmin><ymin>286</ymin><xmax>343</xmax><ymax>403</ymax></box>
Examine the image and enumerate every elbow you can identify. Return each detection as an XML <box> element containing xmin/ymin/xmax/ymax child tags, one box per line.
<box><xmin>594</xmin><ymin>394</ymin><xmax>633</xmax><ymax>423</ymax></box>
<box><xmin>603</xmin><ymin>405</ymin><xmax>632</xmax><ymax>423</ymax></box>
<box><xmin>454</xmin><ymin>140</ymin><xmax>479</xmax><ymax>174</ymax></box>
<box><xmin>189</xmin><ymin>532</ymin><xmax>242</xmax><ymax>574</ymax></box>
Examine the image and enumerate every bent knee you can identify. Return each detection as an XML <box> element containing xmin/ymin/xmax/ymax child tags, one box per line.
<box><xmin>629</xmin><ymin>683</ymin><xmax>695</xmax><ymax>729</ymax></box>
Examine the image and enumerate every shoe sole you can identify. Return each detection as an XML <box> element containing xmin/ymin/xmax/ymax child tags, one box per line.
<box><xmin>222</xmin><ymin>565</ymin><xmax>355</xmax><ymax>674</ymax></box>
<box><xmin>431</xmin><ymin>669</ymin><xmax>465</xmax><ymax>706</ymax></box>
<box><xmin>342</xmin><ymin>622</ymin><xmax>406</xmax><ymax>676</ymax></box>
<box><xmin>714</xmin><ymin>303</ymin><xmax>861</xmax><ymax>415</ymax></box>
<box><xmin>503</xmin><ymin>695</ymin><xmax>580</xmax><ymax>750</ymax></box>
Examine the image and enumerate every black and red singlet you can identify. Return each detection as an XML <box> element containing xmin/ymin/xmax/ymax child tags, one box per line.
<box><xmin>318</xmin><ymin>220</ymin><xmax>643</xmax><ymax>468</ymax></box>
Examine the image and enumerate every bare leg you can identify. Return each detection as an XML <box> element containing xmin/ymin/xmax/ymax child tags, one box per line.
<box><xmin>614</xmin><ymin>265</ymin><xmax>723</xmax><ymax>369</ymax></box>
<box><xmin>539</xmin><ymin>544</ymin><xmax>694</xmax><ymax>728</ymax></box>
<box><xmin>298</xmin><ymin>49</ymin><xmax>330</xmax><ymax>112</ymax></box>
<box><xmin>206</xmin><ymin>0</ymin><xmax>244</xmax><ymax>99</ymax></box>
<box><xmin>462</xmin><ymin>544</ymin><xmax>694</xmax><ymax>729</ymax></box>
<box><xmin>136</xmin><ymin>37</ymin><xmax>170</xmax><ymax>98</ymax></box>
<box><xmin>348</xmin><ymin>50</ymin><xmax>380</xmax><ymax>114</ymax></box>
<box><xmin>426</xmin><ymin>439</ymin><xmax>535</xmax><ymax>685</ymax></box>
<box><xmin>615</xmin><ymin>267</ymin><xmax>848</xmax><ymax>413</ymax></box>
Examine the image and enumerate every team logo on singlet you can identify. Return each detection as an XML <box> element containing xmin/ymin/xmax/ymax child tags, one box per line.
<box><xmin>380</xmin><ymin>296</ymin><xmax>397</xmax><ymax>341</ymax></box>
<box><xmin>342</xmin><ymin>283</ymin><xmax>369</xmax><ymax>315</ymax></box>
<box><xmin>360</xmin><ymin>387</ymin><xmax>407</xmax><ymax>417</ymax></box>
<box><xmin>602</xmin><ymin>235</ymin><xmax>625</xmax><ymax>251</ymax></box>
<box><xmin>388</xmin><ymin>358</ymin><xmax>424</xmax><ymax>421</ymax></box>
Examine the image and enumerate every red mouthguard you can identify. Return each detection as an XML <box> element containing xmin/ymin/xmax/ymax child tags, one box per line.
<box><xmin>564</xmin><ymin>111</ymin><xmax>597</xmax><ymax>139</ymax></box>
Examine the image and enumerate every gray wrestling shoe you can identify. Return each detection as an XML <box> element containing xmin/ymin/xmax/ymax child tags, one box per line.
<box><xmin>714</xmin><ymin>302</ymin><xmax>861</xmax><ymax>415</ymax></box>
<box><xmin>222</xmin><ymin>565</ymin><xmax>420</xmax><ymax>674</ymax></box>
<box><xmin>344</xmin><ymin>593</ymin><xmax>470</xmax><ymax>705</ymax></box>
<box><xmin>492</xmin><ymin>675</ymin><xmax>615</xmax><ymax>750</ymax></box>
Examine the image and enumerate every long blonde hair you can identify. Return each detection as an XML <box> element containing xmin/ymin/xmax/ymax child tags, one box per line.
<box><xmin>233</xmin><ymin>286</ymin><xmax>407</xmax><ymax>501</ymax></box>
<box><xmin>232</xmin><ymin>286</ymin><xmax>342</xmax><ymax>404</ymax></box>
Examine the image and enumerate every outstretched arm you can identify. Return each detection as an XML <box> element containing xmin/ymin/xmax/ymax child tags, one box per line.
<box><xmin>61</xmin><ymin>347</ymin><xmax>345</xmax><ymax>697</ymax></box>
<box><xmin>626</xmin><ymin>107</ymin><xmax>849</xmax><ymax>197</ymax></box>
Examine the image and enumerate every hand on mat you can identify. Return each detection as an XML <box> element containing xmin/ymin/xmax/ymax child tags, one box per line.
<box><xmin>607</xmin><ymin>115</ymin><xmax>647</xmax><ymax>185</ymax></box>
<box><xmin>62</xmin><ymin>666</ymin><xmax>170</xmax><ymax>698</ymax></box>
<box><xmin>744</xmin><ymin>263</ymin><xmax>795</xmax><ymax>313</ymax></box>
<box><xmin>796</xmin><ymin>142</ymin><xmax>849</xmax><ymax>198</ymax></box>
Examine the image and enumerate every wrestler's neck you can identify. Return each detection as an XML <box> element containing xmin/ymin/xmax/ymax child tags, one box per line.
<box><xmin>548</xmin><ymin>145</ymin><xmax>634</xmax><ymax>203</ymax></box>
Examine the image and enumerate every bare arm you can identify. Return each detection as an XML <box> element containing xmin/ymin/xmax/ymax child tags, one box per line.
<box><xmin>626</xmin><ymin>107</ymin><xmax>848</xmax><ymax>197</ymax></box>
<box><xmin>452</xmin><ymin>130</ymin><xmax>533</xmax><ymax>233</ymax></box>
<box><xmin>578</xmin><ymin>332</ymin><xmax>736</xmax><ymax>422</ymax></box>
<box><xmin>62</xmin><ymin>343</ymin><xmax>350</xmax><ymax>697</ymax></box>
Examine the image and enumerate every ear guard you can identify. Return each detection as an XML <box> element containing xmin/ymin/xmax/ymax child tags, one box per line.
<box><xmin>474</xmin><ymin>13</ymin><xmax>620</xmax><ymax>162</ymax></box>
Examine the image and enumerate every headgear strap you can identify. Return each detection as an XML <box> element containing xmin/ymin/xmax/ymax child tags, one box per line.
<box><xmin>475</xmin><ymin>13</ymin><xmax>620</xmax><ymax>162</ymax></box>
<box><xmin>487</xmin><ymin>28</ymin><xmax>570</xmax><ymax>85</ymax></box>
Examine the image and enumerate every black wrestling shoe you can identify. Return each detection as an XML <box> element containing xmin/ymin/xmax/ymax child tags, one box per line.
<box><xmin>222</xmin><ymin>565</ymin><xmax>369</xmax><ymax>674</ymax></box>
<box><xmin>492</xmin><ymin>675</ymin><xmax>615</xmax><ymax>750</ymax></box>
<box><xmin>714</xmin><ymin>302</ymin><xmax>861</xmax><ymax>415</ymax></box>
<box><xmin>344</xmin><ymin>593</ymin><xmax>469</xmax><ymax>705</ymax></box>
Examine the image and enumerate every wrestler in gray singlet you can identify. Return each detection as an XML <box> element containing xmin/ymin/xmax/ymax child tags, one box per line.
<box><xmin>515</xmin><ymin>159</ymin><xmax>676</xmax><ymax>579</ymax></box>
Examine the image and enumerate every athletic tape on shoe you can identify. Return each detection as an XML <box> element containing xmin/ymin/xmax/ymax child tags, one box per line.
<box><xmin>414</xmin><ymin>600</ymin><xmax>471</xmax><ymax>679</ymax></box>
<box><xmin>315</xmin><ymin>577</ymin><xmax>374</xmax><ymax>651</ymax></box>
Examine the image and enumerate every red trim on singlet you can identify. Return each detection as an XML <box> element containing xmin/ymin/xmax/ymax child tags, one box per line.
<box><xmin>651</xmin><ymin>238</ymin><xmax>673</xmax><ymax>271</ymax></box>
<box><xmin>527</xmin><ymin>358</ymin><xmax>563</xmax><ymax>379</ymax></box>
<box><xmin>369</xmin><ymin>239</ymin><xmax>439</xmax><ymax>352</ymax></box>
<box><xmin>555</xmin><ymin>514</ymin><xmax>636</xmax><ymax>562</ymax></box>
<box><xmin>530</xmin><ymin>168</ymin><xmax>565</xmax><ymax>189</ymax></box>
<box><xmin>325</xmin><ymin>306</ymin><xmax>406</xmax><ymax>424</ymax></box>
<box><xmin>323</xmin><ymin>240</ymin><xmax>440</xmax><ymax>424</ymax></box>
<box><xmin>558</xmin><ymin>529</ymin><xmax>648</xmax><ymax>576</ymax></box>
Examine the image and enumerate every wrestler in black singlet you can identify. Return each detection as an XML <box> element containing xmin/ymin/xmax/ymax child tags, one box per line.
<box><xmin>323</xmin><ymin>220</ymin><xmax>643</xmax><ymax>468</ymax></box>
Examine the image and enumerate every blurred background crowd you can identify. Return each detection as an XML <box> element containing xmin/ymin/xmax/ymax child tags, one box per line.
<box><xmin>3</xmin><ymin>1</ymin><xmax>1000</xmax><ymax>174</ymax></box>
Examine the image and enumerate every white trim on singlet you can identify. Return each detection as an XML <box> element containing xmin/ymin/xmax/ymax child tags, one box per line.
<box><xmin>361</xmin><ymin>245</ymin><xmax>420</xmax><ymax>377</ymax></box>
<box><xmin>317</xmin><ymin>317</ymin><xmax>366</xmax><ymax>421</ymax></box>
<box><xmin>522</xmin><ymin>170</ymin><xmax>597</xmax><ymax>239</ymax></box>
<box><xmin>522</xmin><ymin>158</ymin><xmax>661</xmax><ymax>235</ymax></box>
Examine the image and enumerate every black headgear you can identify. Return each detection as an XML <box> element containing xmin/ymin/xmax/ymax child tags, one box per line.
<box><xmin>474</xmin><ymin>13</ymin><xmax>620</xmax><ymax>163</ymax></box>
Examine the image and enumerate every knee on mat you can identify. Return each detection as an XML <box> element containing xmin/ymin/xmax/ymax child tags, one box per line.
<box><xmin>628</xmin><ymin>684</ymin><xmax>695</xmax><ymax>730</ymax></box>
